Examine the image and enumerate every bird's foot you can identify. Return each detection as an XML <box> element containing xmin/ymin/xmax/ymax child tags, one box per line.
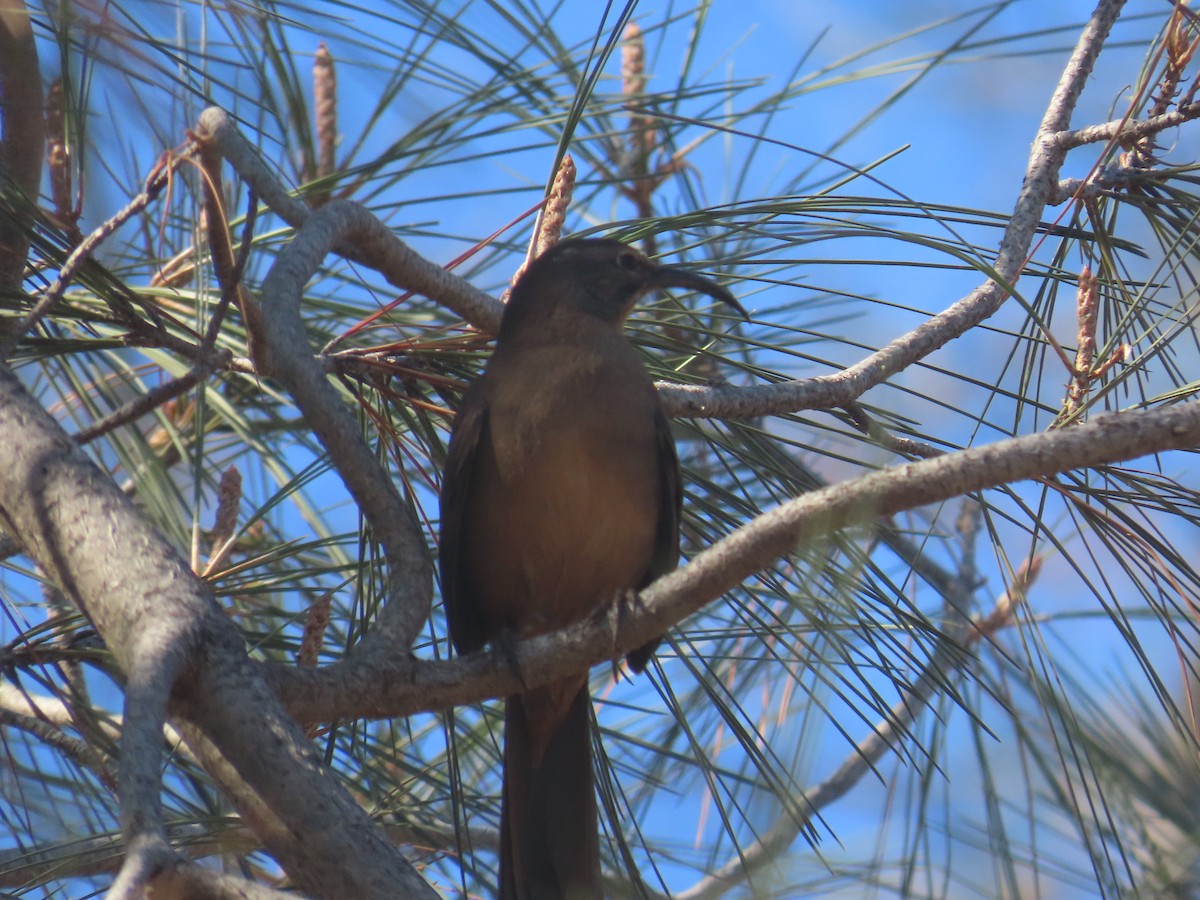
<box><xmin>613</xmin><ymin>588</ymin><xmax>661</xmax><ymax>677</ymax></box>
<box><xmin>603</xmin><ymin>590</ymin><xmax>632</xmax><ymax>681</ymax></box>
<box><xmin>493</xmin><ymin>628</ymin><xmax>528</xmax><ymax>690</ymax></box>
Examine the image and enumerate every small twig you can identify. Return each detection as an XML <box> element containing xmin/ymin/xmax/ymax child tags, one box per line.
<box><xmin>621</xmin><ymin>21</ymin><xmax>673</xmax><ymax>263</ymax></box>
<box><xmin>204</xmin><ymin>187</ymin><xmax>259</xmax><ymax>348</ymax></box>
<box><xmin>534</xmin><ymin>153</ymin><xmax>574</xmax><ymax>256</ymax></box>
<box><xmin>45</xmin><ymin>77</ymin><xmax>82</xmax><ymax>246</ymax></box>
<box><xmin>1130</xmin><ymin>3</ymin><xmax>1199</xmax><ymax>166</ymax></box>
<box><xmin>197</xmin><ymin>129</ymin><xmax>267</xmax><ymax>367</ymax></box>
<box><xmin>1048</xmin><ymin>163</ymin><xmax>1147</xmax><ymax>204</ymax></box>
<box><xmin>1058</xmin><ymin>100</ymin><xmax>1200</xmax><ymax>151</ymax></box>
<box><xmin>0</xmin><ymin>147</ymin><xmax>195</xmax><ymax>362</ymax></box>
<box><xmin>72</xmin><ymin>358</ymin><xmax>222</xmax><ymax>447</ymax></box>
<box><xmin>299</xmin><ymin>592</ymin><xmax>335</xmax><ymax>735</ymax></box>
<box><xmin>954</xmin><ymin>498</ymin><xmax>983</xmax><ymax>597</ymax></box>
<box><xmin>193</xmin><ymin>107</ymin><xmax>504</xmax><ymax>333</ymax></box>
<box><xmin>622</xmin><ymin>23</ymin><xmax>651</xmax><ymax>162</ymax></box>
<box><xmin>974</xmin><ymin>555</ymin><xmax>1043</xmax><ymax>641</ymax></box>
<box><xmin>0</xmin><ymin>704</ymin><xmax>118</xmax><ymax>790</ymax></box>
<box><xmin>843</xmin><ymin>402</ymin><xmax>946</xmax><ymax>459</ymax></box>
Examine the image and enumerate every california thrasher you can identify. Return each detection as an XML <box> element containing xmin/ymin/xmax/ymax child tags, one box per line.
<box><xmin>439</xmin><ymin>237</ymin><xmax>742</xmax><ymax>899</ymax></box>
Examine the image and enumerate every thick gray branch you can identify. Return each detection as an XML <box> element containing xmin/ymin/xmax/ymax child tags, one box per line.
<box><xmin>256</xmin><ymin>199</ymin><xmax>435</xmax><ymax>649</ymax></box>
<box><xmin>193</xmin><ymin>107</ymin><xmax>504</xmax><ymax>332</ymax></box>
<box><xmin>659</xmin><ymin>0</ymin><xmax>1126</xmax><ymax>420</ymax></box>
<box><xmin>0</xmin><ymin>363</ymin><xmax>434</xmax><ymax>899</ymax></box>
<box><xmin>273</xmin><ymin>398</ymin><xmax>1200</xmax><ymax>721</ymax></box>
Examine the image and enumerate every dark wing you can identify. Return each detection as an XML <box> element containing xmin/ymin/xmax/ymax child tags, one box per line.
<box><xmin>626</xmin><ymin>403</ymin><xmax>682</xmax><ymax>672</ymax></box>
<box><xmin>438</xmin><ymin>383</ymin><xmax>492</xmax><ymax>656</ymax></box>
<box><xmin>649</xmin><ymin>403</ymin><xmax>682</xmax><ymax>580</ymax></box>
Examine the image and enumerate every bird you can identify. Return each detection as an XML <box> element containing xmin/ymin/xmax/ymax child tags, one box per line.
<box><xmin>439</xmin><ymin>237</ymin><xmax>742</xmax><ymax>899</ymax></box>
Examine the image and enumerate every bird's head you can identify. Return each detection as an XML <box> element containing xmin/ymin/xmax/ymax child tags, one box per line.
<box><xmin>500</xmin><ymin>238</ymin><xmax>744</xmax><ymax>340</ymax></box>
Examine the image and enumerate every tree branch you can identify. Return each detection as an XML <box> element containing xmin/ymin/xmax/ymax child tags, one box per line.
<box><xmin>192</xmin><ymin>107</ymin><xmax>504</xmax><ymax>333</ymax></box>
<box><xmin>1058</xmin><ymin>100</ymin><xmax>1200</xmax><ymax>150</ymax></box>
<box><xmin>274</xmin><ymin>1</ymin><xmax>1140</xmax><ymax>733</ymax></box>
<box><xmin>253</xmin><ymin>198</ymin><xmax>438</xmax><ymax>650</ymax></box>
<box><xmin>0</xmin><ymin>362</ymin><xmax>435</xmax><ymax>899</ymax></box>
<box><xmin>656</xmin><ymin>0</ymin><xmax>1127</xmax><ymax>420</ymax></box>
<box><xmin>0</xmin><ymin>0</ymin><xmax>44</xmax><ymax>296</ymax></box>
<box><xmin>0</xmin><ymin>149</ymin><xmax>193</xmax><ymax>361</ymax></box>
<box><xmin>271</xmin><ymin>398</ymin><xmax>1200</xmax><ymax>722</ymax></box>
<box><xmin>672</xmin><ymin>553</ymin><xmax>1039</xmax><ymax>900</ymax></box>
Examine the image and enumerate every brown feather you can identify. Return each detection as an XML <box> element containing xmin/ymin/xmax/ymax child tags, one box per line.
<box><xmin>438</xmin><ymin>238</ymin><xmax>738</xmax><ymax>898</ymax></box>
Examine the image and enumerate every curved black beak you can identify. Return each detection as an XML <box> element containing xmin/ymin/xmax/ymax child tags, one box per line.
<box><xmin>650</xmin><ymin>264</ymin><xmax>748</xmax><ymax>320</ymax></box>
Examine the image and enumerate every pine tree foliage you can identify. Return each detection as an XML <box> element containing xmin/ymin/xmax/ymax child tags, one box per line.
<box><xmin>2</xmin><ymin>1</ymin><xmax>1200</xmax><ymax>897</ymax></box>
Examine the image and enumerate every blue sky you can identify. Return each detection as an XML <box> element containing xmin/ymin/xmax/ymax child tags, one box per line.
<box><xmin>4</xmin><ymin>1</ymin><xmax>1196</xmax><ymax>896</ymax></box>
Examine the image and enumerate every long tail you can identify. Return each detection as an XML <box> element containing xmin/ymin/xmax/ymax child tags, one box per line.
<box><xmin>500</xmin><ymin>684</ymin><xmax>601</xmax><ymax>899</ymax></box>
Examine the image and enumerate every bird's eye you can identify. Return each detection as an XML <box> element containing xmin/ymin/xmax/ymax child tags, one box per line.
<box><xmin>616</xmin><ymin>250</ymin><xmax>640</xmax><ymax>272</ymax></box>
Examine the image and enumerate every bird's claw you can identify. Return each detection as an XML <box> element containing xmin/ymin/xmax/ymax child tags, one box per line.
<box><xmin>493</xmin><ymin>628</ymin><xmax>528</xmax><ymax>691</ymax></box>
